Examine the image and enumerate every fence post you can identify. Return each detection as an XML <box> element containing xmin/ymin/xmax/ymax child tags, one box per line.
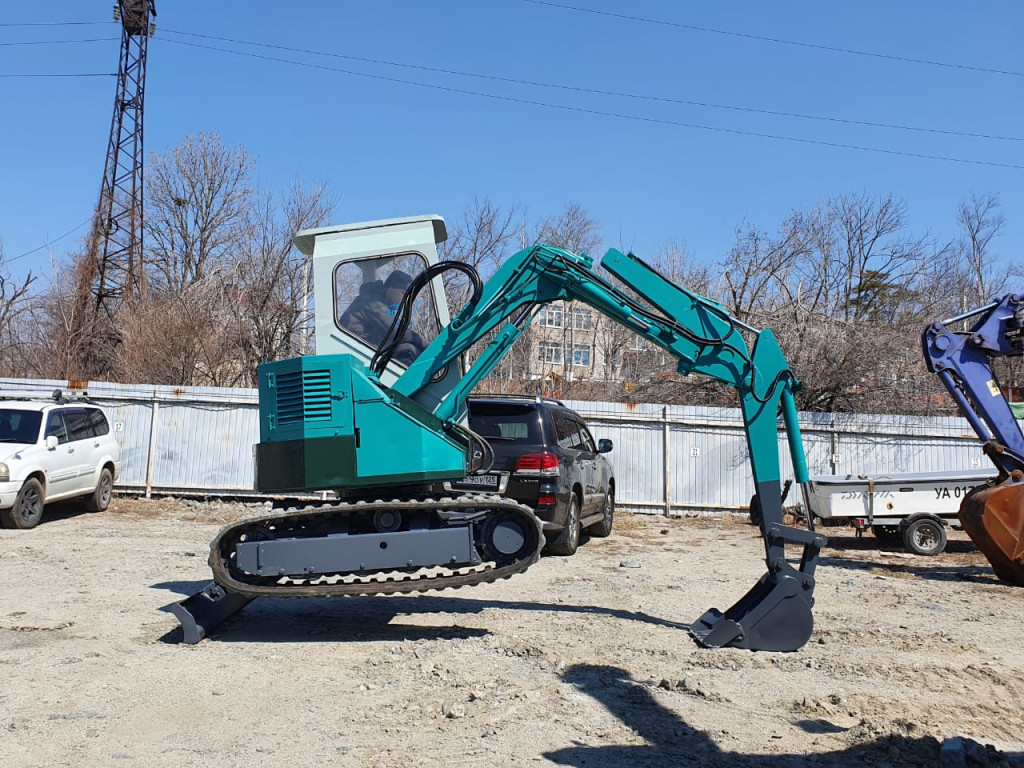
<box><xmin>663</xmin><ymin>406</ymin><xmax>672</xmax><ymax>516</ymax></box>
<box><xmin>829</xmin><ymin>413</ymin><xmax>840</xmax><ymax>474</ymax></box>
<box><xmin>145</xmin><ymin>400</ymin><xmax>160</xmax><ymax>498</ymax></box>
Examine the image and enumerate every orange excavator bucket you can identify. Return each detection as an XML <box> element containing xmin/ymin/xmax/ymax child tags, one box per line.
<box><xmin>959</xmin><ymin>475</ymin><xmax>1024</xmax><ymax>585</ymax></box>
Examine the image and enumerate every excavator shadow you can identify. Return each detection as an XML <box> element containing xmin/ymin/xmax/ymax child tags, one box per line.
<box><xmin>152</xmin><ymin>579</ymin><xmax>211</xmax><ymax>596</ymax></box>
<box><xmin>544</xmin><ymin>663</ymin><xmax>1012</xmax><ymax>767</ymax></box>
<box><xmin>151</xmin><ymin>588</ymin><xmax>690</xmax><ymax>645</ymax></box>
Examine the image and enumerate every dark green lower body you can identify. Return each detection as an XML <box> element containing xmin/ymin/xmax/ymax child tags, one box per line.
<box><xmin>256</xmin><ymin>435</ymin><xmax>459</xmax><ymax>494</ymax></box>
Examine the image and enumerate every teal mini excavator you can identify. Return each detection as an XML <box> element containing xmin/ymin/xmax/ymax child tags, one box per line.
<box><xmin>172</xmin><ymin>215</ymin><xmax>824</xmax><ymax>650</ymax></box>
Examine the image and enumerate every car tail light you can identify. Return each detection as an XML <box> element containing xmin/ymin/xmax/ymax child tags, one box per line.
<box><xmin>537</xmin><ymin>492</ymin><xmax>556</xmax><ymax>507</ymax></box>
<box><xmin>515</xmin><ymin>451</ymin><xmax>559</xmax><ymax>477</ymax></box>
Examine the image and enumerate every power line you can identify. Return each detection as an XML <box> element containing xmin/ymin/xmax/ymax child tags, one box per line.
<box><xmin>0</xmin><ymin>73</ymin><xmax>115</xmax><ymax>78</ymax></box>
<box><xmin>514</xmin><ymin>0</ymin><xmax>1024</xmax><ymax>78</ymax></box>
<box><xmin>0</xmin><ymin>37</ymin><xmax>117</xmax><ymax>47</ymax></box>
<box><xmin>0</xmin><ymin>21</ymin><xmax>109</xmax><ymax>28</ymax></box>
<box><xmin>8</xmin><ymin>216</ymin><xmax>94</xmax><ymax>263</ymax></box>
<box><xmin>162</xmin><ymin>28</ymin><xmax>1023</xmax><ymax>144</ymax></box>
<box><xmin>162</xmin><ymin>37</ymin><xmax>1024</xmax><ymax>171</ymax></box>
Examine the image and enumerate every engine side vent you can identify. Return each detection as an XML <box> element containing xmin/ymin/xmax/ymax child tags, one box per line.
<box><xmin>276</xmin><ymin>369</ymin><xmax>332</xmax><ymax>425</ymax></box>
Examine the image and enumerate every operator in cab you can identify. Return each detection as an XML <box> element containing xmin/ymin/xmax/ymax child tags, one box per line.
<box><xmin>338</xmin><ymin>270</ymin><xmax>427</xmax><ymax>365</ymax></box>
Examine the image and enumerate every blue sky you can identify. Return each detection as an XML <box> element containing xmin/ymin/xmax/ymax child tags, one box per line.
<box><xmin>1</xmin><ymin>1</ymin><xmax>1021</xmax><ymax>285</ymax></box>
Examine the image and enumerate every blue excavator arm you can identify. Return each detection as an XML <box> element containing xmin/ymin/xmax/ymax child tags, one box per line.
<box><xmin>387</xmin><ymin>244</ymin><xmax>823</xmax><ymax>651</ymax></box>
<box><xmin>923</xmin><ymin>295</ymin><xmax>1024</xmax><ymax>475</ymax></box>
<box><xmin>923</xmin><ymin>295</ymin><xmax>1024</xmax><ymax>583</ymax></box>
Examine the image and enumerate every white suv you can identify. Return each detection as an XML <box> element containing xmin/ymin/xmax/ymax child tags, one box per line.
<box><xmin>0</xmin><ymin>397</ymin><xmax>121</xmax><ymax>529</ymax></box>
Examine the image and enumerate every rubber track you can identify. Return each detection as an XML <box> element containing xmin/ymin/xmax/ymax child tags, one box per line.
<box><xmin>207</xmin><ymin>495</ymin><xmax>544</xmax><ymax>600</ymax></box>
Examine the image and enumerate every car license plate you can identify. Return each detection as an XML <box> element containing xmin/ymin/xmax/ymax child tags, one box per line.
<box><xmin>455</xmin><ymin>473</ymin><xmax>499</xmax><ymax>489</ymax></box>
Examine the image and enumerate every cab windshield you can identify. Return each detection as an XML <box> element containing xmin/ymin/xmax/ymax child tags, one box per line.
<box><xmin>333</xmin><ymin>252</ymin><xmax>440</xmax><ymax>366</ymax></box>
<box><xmin>0</xmin><ymin>409</ymin><xmax>42</xmax><ymax>444</ymax></box>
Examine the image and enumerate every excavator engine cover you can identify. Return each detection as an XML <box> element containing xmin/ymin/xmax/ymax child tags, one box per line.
<box><xmin>959</xmin><ymin>475</ymin><xmax>1024</xmax><ymax>585</ymax></box>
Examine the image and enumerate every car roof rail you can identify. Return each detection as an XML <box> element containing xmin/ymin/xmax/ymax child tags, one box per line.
<box><xmin>534</xmin><ymin>395</ymin><xmax>565</xmax><ymax>407</ymax></box>
<box><xmin>50</xmin><ymin>388</ymin><xmax>97</xmax><ymax>405</ymax></box>
<box><xmin>469</xmin><ymin>393</ymin><xmax>566</xmax><ymax>407</ymax></box>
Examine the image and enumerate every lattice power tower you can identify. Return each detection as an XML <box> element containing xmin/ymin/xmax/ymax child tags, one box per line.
<box><xmin>88</xmin><ymin>0</ymin><xmax>156</xmax><ymax>317</ymax></box>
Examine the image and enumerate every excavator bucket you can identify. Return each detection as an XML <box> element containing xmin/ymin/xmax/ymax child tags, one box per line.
<box><xmin>691</xmin><ymin>513</ymin><xmax>824</xmax><ymax>652</ymax></box>
<box><xmin>690</xmin><ymin>572</ymin><xmax>814</xmax><ymax>652</ymax></box>
<box><xmin>169</xmin><ymin>582</ymin><xmax>253</xmax><ymax>644</ymax></box>
<box><xmin>959</xmin><ymin>476</ymin><xmax>1024</xmax><ymax>586</ymax></box>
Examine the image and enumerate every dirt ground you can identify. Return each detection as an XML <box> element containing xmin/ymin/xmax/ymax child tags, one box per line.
<box><xmin>1</xmin><ymin>497</ymin><xmax>1022</xmax><ymax>768</ymax></box>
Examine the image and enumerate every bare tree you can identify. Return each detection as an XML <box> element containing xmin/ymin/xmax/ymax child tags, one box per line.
<box><xmin>440</xmin><ymin>196</ymin><xmax>521</xmax><ymax>312</ymax></box>
<box><xmin>0</xmin><ymin>245</ymin><xmax>36</xmax><ymax>375</ymax></box>
<box><xmin>20</xmin><ymin>253</ymin><xmax>91</xmax><ymax>379</ymax></box>
<box><xmin>534</xmin><ymin>202</ymin><xmax>602</xmax><ymax>255</ymax></box>
<box><xmin>100</xmin><ymin>132</ymin><xmax>334</xmax><ymax>386</ymax></box>
<box><xmin>955</xmin><ymin>192</ymin><xmax>1008</xmax><ymax>308</ymax></box>
<box><xmin>114</xmin><ymin>277</ymin><xmax>234</xmax><ymax>385</ymax></box>
<box><xmin>146</xmin><ymin>132</ymin><xmax>255</xmax><ymax>294</ymax></box>
<box><xmin>228</xmin><ymin>180</ymin><xmax>332</xmax><ymax>385</ymax></box>
<box><xmin>660</xmin><ymin>194</ymin><xmax>947</xmax><ymax>413</ymax></box>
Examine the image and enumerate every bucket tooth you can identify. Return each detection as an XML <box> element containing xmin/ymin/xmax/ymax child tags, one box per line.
<box><xmin>169</xmin><ymin>582</ymin><xmax>253</xmax><ymax>644</ymax></box>
<box><xmin>959</xmin><ymin>478</ymin><xmax>1024</xmax><ymax>586</ymax></box>
<box><xmin>691</xmin><ymin>573</ymin><xmax>814</xmax><ymax>652</ymax></box>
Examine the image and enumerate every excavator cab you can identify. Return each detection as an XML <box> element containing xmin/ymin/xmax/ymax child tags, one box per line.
<box><xmin>295</xmin><ymin>215</ymin><xmax>458</xmax><ymax>399</ymax></box>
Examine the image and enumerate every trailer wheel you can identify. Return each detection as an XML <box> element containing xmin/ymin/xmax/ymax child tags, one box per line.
<box><xmin>902</xmin><ymin>518</ymin><xmax>947</xmax><ymax>556</ymax></box>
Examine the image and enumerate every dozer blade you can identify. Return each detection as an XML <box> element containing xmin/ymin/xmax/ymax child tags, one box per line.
<box><xmin>690</xmin><ymin>572</ymin><xmax>814</xmax><ymax>652</ymax></box>
<box><xmin>169</xmin><ymin>582</ymin><xmax>254</xmax><ymax>644</ymax></box>
<box><xmin>959</xmin><ymin>477</ymin><xmax>1024</xmax><ymax>586</ymax></box>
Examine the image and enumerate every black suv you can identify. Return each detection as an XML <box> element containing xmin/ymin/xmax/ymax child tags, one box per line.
<box><xmin>443</xmin><ymin>395</ymin><xmax>615</xmax><ymax>556</ymax></box>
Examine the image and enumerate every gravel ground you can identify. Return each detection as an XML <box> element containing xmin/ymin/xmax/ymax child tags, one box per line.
<box><xmin>1</xmin><ymin>497</ymin><xmax>1022</xmax><ymax>768</ymax></box>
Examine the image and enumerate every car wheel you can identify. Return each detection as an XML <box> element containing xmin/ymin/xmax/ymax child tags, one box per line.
<box><xmin>546</xmin><ymin>494</ymin><xmax>580</xmax><ymax>556</ymax></box>
<box><xmin>902</xmin><ymin>518</ymin><xmax>947</xmax><ymax>556</ymax></box>
<box><xmin>85</xmin><ymin>468</ymin><xmax>113</xmax><ymax>512</ymax></box>
<box><xmin>588</xmin><ymin>490</ymin><xmax>614</xmax><ymax>537</ymax></box>
<box><xmin>748</xmin><ymin>493</ymin><xmax>762</xmax><ymax>526</ymax></box>
<box><xmin>0</xmin><ymin>477</ymin><xmax>45</xmax><ymax>530</ymax></box>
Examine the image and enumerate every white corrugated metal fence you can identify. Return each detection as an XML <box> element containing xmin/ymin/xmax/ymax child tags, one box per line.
<box><xmin>1</xmin><ymin>378</ymin><xmax>988</xmax><ymax>514</ymax></box>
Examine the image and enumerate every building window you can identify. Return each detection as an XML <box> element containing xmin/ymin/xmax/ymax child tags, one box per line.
<box><xmin>570</xmin><ymin>344</ymin><xmax>591</xmax><ymax>367</ymax></box>
<box><xmin>538</xmin><ymin>343</ymin><xmax>563</xmax><ymax>364</ymax></box>
<box><xmin>572</xmin><ymin>308</ymin><xmax>593</xmax><ymax>330</ymax></box>
<box><xmin>538</xmin><ymin>307</ymin><xmax>563</xmax><ymax>328</ymax></box>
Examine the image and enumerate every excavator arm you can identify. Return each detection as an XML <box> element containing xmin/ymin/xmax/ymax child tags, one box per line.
<box><xmin>172</xmin><ymin>223</ymin><xmax>824</xmax><ymax>650</ymax></box>
<box><xmin>923</xmin><ymin>294</ymin><xmax>1024</xmax><ymax>583</ymax></box>
<box><xmin>388</xmin><ymin>244</ymin><xmax>823</xmax><ymax>650</ymax></box>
